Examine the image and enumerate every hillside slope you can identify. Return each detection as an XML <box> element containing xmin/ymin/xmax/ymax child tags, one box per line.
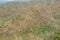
<box><xmin>0</xmin><ymin>1</ymin><xmax>60</xmax><ymax>40</ymax></box>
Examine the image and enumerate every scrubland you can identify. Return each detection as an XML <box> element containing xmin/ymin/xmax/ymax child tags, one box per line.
<box><xmin>0</xmin><ymin>0</ymin><xmax>60</xmax><ymax>40</ymax></box>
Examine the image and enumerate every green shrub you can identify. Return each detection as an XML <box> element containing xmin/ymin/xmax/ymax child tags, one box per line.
<box><xmin>54</xmin><ymin>31</ymin><xmax>60</xmax><ymax>40</ymax></box>
<box><xmin>29</xmin><ymin>24</ymin><xmax>54</xmax><ymax>35</ymax></box>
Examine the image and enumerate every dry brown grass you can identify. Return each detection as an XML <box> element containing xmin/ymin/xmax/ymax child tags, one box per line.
<box><xmin>0</xmin><ymin>1</ymin><xmax>60</xmax><ymax>40</ymax></box>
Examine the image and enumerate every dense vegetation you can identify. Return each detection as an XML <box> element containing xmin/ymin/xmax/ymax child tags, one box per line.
<box><xmin>0</xmin><ymin>0</ymin><xmax>60</xmax><ymax>40</ymax></box>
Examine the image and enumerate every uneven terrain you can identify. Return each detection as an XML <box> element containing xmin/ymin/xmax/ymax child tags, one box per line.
<box><xmin>0</xmin><ymin>0</ymin><xmax>60</xmax><ymax>40</ymax></box>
